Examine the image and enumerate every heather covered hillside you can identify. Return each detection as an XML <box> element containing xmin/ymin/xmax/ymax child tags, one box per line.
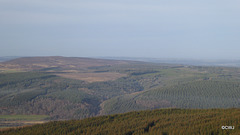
<box><xmin>1</xmin><ymin>108</ymin><xmax>239</xmax><ymax>135</ymax></box>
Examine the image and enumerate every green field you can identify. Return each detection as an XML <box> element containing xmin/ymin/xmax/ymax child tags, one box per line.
<box><xmin>0</xmin><ymin>115</ymin><xmax>49</xmax><ymax>129</ymax></box>
<box><xmin>0</xmin><ymin>115</ymin><xmax>49</xmax><ymax>121</ymax></box>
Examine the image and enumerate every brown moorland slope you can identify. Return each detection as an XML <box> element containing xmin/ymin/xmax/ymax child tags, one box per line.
<box><xmin>0</xmin><ymin>56</ymin><xmax>131</xmax><ymax>82</ymax></box>
<box><xmin>0</xmin><ymin>56</ymin><xmax>129</xmax><ymax>71</ymax></box>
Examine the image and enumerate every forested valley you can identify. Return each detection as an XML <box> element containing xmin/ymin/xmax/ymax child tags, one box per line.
<box><xmin>0</xmin><ymin>56</ymin><xmax>240</xmax><ymax>134</ymax></box>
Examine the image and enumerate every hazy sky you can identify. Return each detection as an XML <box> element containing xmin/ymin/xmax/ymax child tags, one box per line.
<box><xmin>1</xmin><ymin>0</ymin><xmax>240</xmax><ymax>59</ymax></box>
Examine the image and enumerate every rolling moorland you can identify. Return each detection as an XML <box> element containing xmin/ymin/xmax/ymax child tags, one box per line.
<box><xmin>0</xmin><ymin>56</ymin><xmax>240</xmax><ymax>133</ymax></box>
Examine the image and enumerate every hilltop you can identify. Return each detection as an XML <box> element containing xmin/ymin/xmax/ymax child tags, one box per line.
<box><xmin>0</xmin><ymin>56</ymin><xmax>130</xmax><ymax>72</ymax></box>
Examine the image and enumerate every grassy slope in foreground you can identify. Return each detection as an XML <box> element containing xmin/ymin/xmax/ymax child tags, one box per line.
<box><xmin>1</xmin><ymin>108</ymin><xmax>240</xmax><ymax>135</ymax></box>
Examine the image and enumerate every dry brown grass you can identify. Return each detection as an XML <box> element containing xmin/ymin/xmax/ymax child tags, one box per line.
<box><xmin>56</xmin><ymin>72</ymin><xmax>126</xmax><ymax>82</ymax></box>
<box><xmin>0</xmin><ymin>56</ymin><xmax>130</xmax><ymax>71</ymax></box>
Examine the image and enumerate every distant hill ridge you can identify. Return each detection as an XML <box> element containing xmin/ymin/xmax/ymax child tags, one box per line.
<box><xmin>0</xmin><ymin>56</ymin><xmax>131</xmax><ymax>71</ymax></box>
